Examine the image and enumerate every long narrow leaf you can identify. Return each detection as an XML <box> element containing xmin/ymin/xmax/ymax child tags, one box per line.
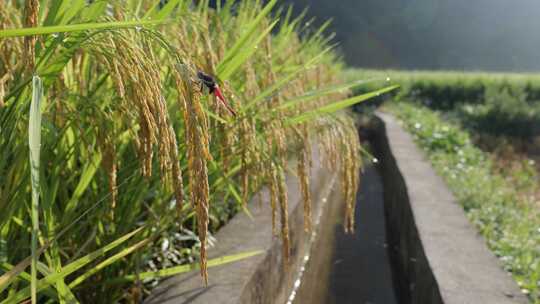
<box><xmin>0</xmin><ymin>252</ymin><xmax>41</xmax><ymax>294</ymax></box>
<box><xmin>28</xmin><ymin>75</ymin><xmax>43</xmax><ymax>304</ymax></box>
<box><xmin>153</xmin><ymin>0</ymin><xmax>184</xmax><ymax>20</ymax></box>
<box><xmin>0</xmin><ymin>19</ymin><xmax>169</xmax><ymax>38</ymax></box>
<box><xmin>288</xmin><ymin>85</ymin><xmax>400</xmax><ymax>124</ymax></box>
<box><xmin>0</xmin><ymin>263</ymin><xmax>58</xmax><ymax>298</ymax></box>
<box><xmin>63</xmin><ymin>152</ymin><xmax>102</xmax><ymax>220</ymax></box>
<box><xmin>275</xmin><ymin>77</ymin><xmax>384</xmax><ymax>112</ymax></box>
<box><xmin>218</xmin><ymin>19</ymin><xmax>279</xmax><ymax>81</ymax></box>
<box><xmin>112</xmin><ymin>250</ymin><xmax>263</xmax><ymax>283</ymax></box>
<box><xmin>68</xmin><ymin>238</ymin><xmax>151</xmax><ymax>288</ymax></box>
<box><xmin>216</xmin><ymin>0</ymin><xmax>278</xmax><ymax>77</ymax></box>
<box><xmin>2</xmin><ymin>227</ymin><xmax>145</xmax><ymax>304</ymax></box>
<box><xmin>243</xmin><ymin>45</ymin><xmax>335</xmax><ymax>112</ymax></box>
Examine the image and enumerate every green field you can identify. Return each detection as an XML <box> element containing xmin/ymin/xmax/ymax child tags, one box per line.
<box><xmin>2</xmin><ymin>1</ymin><xmax>539</xmax><ymax>303</ymax></box>
<box><xmin>351</xmin><ymin>69</ymin><xmax>540</xmax><ymax>162</ymax></box>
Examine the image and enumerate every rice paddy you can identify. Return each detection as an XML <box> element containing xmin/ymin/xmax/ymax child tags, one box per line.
<box><xmin>0</xmin><ymin>1</ymin><xmax>395</xmax><ymax>302</ymax></box>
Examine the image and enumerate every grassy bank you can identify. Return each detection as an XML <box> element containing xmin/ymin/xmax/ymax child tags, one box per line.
<box><xmin>384</xmin><ymin>101</ymin><xmax>540</xmax><ymax>303</ymax></box>
<box><xmin>0</xmin><ymin>1</ymin><xmax>395</xmax><ymax>302</ymax></box>
<box><xmin>349</xmin><ymin>68</ymin><xmax>540</xmax><ymax>302</ymax></box>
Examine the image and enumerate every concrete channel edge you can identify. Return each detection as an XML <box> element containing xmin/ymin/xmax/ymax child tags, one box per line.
<box><xmin>368</xmin><ymin>112</ymin><xmax>528</xmax><ymax>304</ymax></box>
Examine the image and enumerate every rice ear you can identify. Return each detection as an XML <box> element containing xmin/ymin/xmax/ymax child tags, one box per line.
<box><xmin>174</xmin><ymin>62</ymin><xmax>211</xmax><ymax>284</ymax></box>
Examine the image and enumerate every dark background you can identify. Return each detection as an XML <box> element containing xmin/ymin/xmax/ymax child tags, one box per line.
<box><xmin>276</xmin><ymin>0</ymin><xmax>540</xmax><ymax>72</ymax></box>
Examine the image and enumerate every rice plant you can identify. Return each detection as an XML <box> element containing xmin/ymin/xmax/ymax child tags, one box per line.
<box><xmin>0</xmin><ymin>1</ymin><xmax>393</xmax><ymax>302</ymax></box>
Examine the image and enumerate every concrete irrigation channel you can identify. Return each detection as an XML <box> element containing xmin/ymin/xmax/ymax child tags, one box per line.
<box><xmin>145</xmin><ymin>112</ymin><xmax>527</xmax><ymax>304</ymax></box>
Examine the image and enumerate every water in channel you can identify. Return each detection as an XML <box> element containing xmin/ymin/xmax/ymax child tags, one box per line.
<box><xmin>293</xmin><ymin>163</ymin><xmax>399</xmax><ymax>304</ymax></box>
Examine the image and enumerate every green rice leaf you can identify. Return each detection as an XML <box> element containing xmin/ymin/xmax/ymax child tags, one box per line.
<box><xmin>0</xmin><ymin>19</ymin><xmax>170</xmax><ymax>38</ymax></box>
<box><xmin>2</xmin><ymin>227</ymin><xmax>145</xmax><ymax>304</ymax></box>
<box><xmin>152</xmin><ymin>0</ymin><xmax>184</xmax><ymax>20</ymax></box>
<box><xmin>243</xmin><ymin>45</ymin><xmax>335</xmax><ymax>112</ymax></box>
<box><xmin>0</xmin><ymin>245</ymin><xmax>50</xmax><ymax>295</ymax></box>
<box><xmin>0</xmin><ymin>263</ymin><xmax>57</xmax><ymax>298</ymax></box>
<box><xmin>58</xmin><ymin>0</ymin><xmax>87</xmax><ymax>25</ymax></box>
<box><xmin>218</xmin><ymin>19</ymin><xmax>279</xmax><ymax>81</ymax></box>
<box><xmin>287</xmin><ymin>85</ymin><xmax>400</xmax><ymax>124</ymax></box>
<box><xmin>275</xmin><ymin>77</ymin><xmax>384</xmax><ymax>112</ymax></box>
<box><xmin>63</xmin><ymin>152</ymin><xmax>102</xmax><ymax>220</ymax></box>
<box><xmin>216</xmin><ymin>0</ymin><xmax>278</xmax><ymax>78</ymax></box>
<box><xmin>114</xmin><ymin>250</ymin><xmax>263</xmax><ymax>283</ymax></box>
<box><xmin>79</xmin><ymin>1</ymin><xmax>109</xmax><ymax>22</ymax></box>
<box><xmin>68</xmin><ymin>238</ymin><xmax>151</xmax><ymax>288</ymax></box>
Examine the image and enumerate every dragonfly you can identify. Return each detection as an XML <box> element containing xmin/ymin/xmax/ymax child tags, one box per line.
<box><xmin>197</xmin><ymin>71</ymin><xmax>237</xmax><ymax>117</ymax></box>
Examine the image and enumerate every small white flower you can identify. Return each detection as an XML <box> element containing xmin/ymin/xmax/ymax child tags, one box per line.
<box><xmin>161</xmin><ymin>239</ymin><xmax>170</xmax><ymax>252</ymax></box>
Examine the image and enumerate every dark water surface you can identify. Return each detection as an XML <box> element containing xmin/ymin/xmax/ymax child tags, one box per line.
<box><xmin>294</xmin><ymin>164</ymin><xmax>398</xmax><ymax>304</ymax></box>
